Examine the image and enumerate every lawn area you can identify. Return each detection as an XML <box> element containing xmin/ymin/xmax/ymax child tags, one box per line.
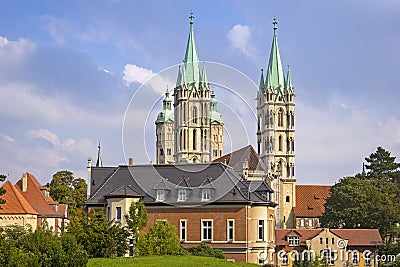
<box><xmin>88</xmin><ymin>255</ymin><xmax>258</xmax><ymax>267</ymax></box>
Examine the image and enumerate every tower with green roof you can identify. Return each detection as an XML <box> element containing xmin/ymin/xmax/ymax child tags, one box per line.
<box><xmin>156</xmin><ymin>13</ymin><xmax>224</xmax><ymax>164</ymax></box>
<box><xmin>257</xmin><ymin>19</ymin><xmax>296</xmax><ymax>229</ymax></box>
<box><xmin>155</xmin><ymin>89</ymin><xmax>175</xmax><ymax>164</ymax></box>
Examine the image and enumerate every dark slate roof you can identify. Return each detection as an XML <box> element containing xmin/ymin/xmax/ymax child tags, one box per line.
<box><xmin>214</xmin><ymin>145</ymin><xmax>267</xmax><ymax>174</ymax></box>
<box><xmin>86</xmin><ymin>162</ymin><xmax>276</xmax><ymax>207</ymax></box>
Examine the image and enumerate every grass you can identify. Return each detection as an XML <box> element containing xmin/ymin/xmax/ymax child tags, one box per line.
<box><xmin>88</xmin><ymin>255</ymin><xmax>258</xmax><ymax>267</ymax></box>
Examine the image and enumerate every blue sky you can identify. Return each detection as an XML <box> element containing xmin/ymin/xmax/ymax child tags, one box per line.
<box><xmin>1</xmin><ymin>0</ymin><xmax>399</xmax><ymax>185</ymax></box>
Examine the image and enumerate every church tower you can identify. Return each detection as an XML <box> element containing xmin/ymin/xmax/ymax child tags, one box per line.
<box><xmin>155</xmin><ymin>89</ymin><xmax>175</xmax><ymax>164</ymax></box>
<box><xmin>156</xmin><ymin>13</ymin><xmax>223</xmax><ymax>164</ymax></box>
<box><xmin>257</xmin><ymin>19</ymin><xmax>296</xmax><ymax>228</ymax></box>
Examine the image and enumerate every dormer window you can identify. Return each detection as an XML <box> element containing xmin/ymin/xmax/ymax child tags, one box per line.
<box><xmin>178</xmin><ymin>189</ymin><xmax>187</xmax><ymax>201</ymax></box>
<box><xmin>201</xmin><ymin>189</ymin><xmax>211</xmax><ymax>201</ymax></box>
<box><xmin>288</xmin><ymin>236</ymin><xmax>300</xmax><ymax>246</ymax></box>
<box><xmin>156</xmin><ymin>190</ymin><xmax>166</xmax><ymax>201</ymax></box>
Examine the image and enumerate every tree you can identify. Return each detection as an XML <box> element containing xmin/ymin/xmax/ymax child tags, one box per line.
<box><xmin>0</xmin><ymin>174</ymin><xmax>7</xmax><ymax>208</ymax></box>
<box><xmin>125</xmin><ymin>201</ymin><xmax>147</xmax><ymax>255</ymax></box>
<box><xmin>321</xmin><ymin>147</ymin><xmax>400</xmax><ymax>240</ymax></box>
<box><xmin>137</xmin><ymin>221</ymin><xmax>185</xmax><ymax>256</ymax></box>
<box><xmin>50</xmin><ymin>170</ymin><xmax>87</xmax><ymax>207</ymax></box>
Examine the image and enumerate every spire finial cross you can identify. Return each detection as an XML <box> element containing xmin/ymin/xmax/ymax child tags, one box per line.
<box><xmin>273</xmin><ymin>17</ymin><xmax>278</xmax><ymax>35</ymax></box>
<box><xmin>189</xmin><ymin>11</ymin><xmax>194</xmax><ymax>25</ymax></box>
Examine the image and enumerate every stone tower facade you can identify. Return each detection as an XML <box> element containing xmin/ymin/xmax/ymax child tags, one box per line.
<box><xmin>156</xmin><ymin>14</ymin><xmax>223</xmax><ymax>164</ymax></box>
<box><xmin>257</xmin><ymin>19</ymin><xmax>296</xmax><ymax>229</ymax></box>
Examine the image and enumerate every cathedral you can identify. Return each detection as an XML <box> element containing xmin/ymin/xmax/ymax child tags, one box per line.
<box><xmin>155</xmin><ymin>16</ymin><xmax>296</xmax><ymax>229</ymax></box>
<box><xmin>155</xmin><ymin>14</ymin><xmax>224</xmax><ymax>164</ymax></box>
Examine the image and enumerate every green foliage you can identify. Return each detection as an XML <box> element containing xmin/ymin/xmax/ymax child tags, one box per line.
<box><xmin>50</xmin><ymin>170</ymin><xmax>87</xmax><ymax>207</ymax></box>
<box><xmin>0</xmin><ymin>174</ymin><xmax>7</xmax><ymax>208</ymax></box>
<box><xmin>188</xmin><ymin>242</ymin><xmax>225</xmax><ymax>259</ymax></box>
<box><xmin>125</xmin><ymin>201</ymin><xmax>147</xmax><ymax>252</ymax></box>
<box><xmin>137</xmin><ymin>221</ymin><xmax>185</xmax><ymax>256</ymax></box>
<box><xmin>67</xmin><ymin>210</ymin><xmax>129</xmax><ymax>258</ymax></box>
<box><xmin>293</xmin><ymin>254</ymin><xmax>326</xmax><ymax>267</ymax></box>
<box><xmin>0</xmin><ymin>224</ymin><xmax>87</xmax><ymax>267</ymax></box>
<box><xmin>321</xmin><ymin>147</ymin><xmax>400</xmax><ymax>239</ymax></box>
<box><xmin>88</xmin><ymin>255</ymin><xmax>259</xmax><ymax>267</ymax></box>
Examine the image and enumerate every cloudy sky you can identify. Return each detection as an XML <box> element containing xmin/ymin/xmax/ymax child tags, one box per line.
<box><xmin>1</xmin><ymin>0</ymin><xmax>399</xmax><ymax>185</ymax></box>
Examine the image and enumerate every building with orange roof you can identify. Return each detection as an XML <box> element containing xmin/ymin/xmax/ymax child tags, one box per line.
<box><xmin>276</xmin><ymin>228</ymin><xmax>383</xmax><ymax>267</ymax></box>
<box><xmin>0</xmin><ymin>173</ymin><xmax>68</xmax><ymax>234</ymax></box>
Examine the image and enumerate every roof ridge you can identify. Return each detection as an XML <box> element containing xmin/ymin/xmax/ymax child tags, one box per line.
<box><xmin>89</xmin><ymin>167</ymin><xmax>121</xmax><ymax>200</ymax></box>
<box><xmin>25</xmin><ymin>173</ymin><xmax>58</xmax><ymax>210</ymax></box>
<box><xmin>10</xmin><ymin>182</ymin><xmax>36</xmax><ymax>214</ymax></box>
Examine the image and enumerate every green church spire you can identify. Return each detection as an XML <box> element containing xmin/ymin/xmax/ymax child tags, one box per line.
<box><xmin>265</xmin><ymin>18</ymin><xmax>285</xmax><ymax>97</ymax></box>
<box><xmin>285</xmin><ymin>65</ymin><xmax>293</xmax><ymax>91</ymax></box>
<box><xmin>176</xmin><ymin>65</ymin><xmax>182</xmax><ymax>87</ymax></box>
<box><xmin>210</xmin><ymin>90</ymin><xmax>223</xmax><ymax>125</ymax></box>
<box><xmin>183</xmin><ymin>12</ymin><xmax>201</xmax><ymax>86</ymax></box>
<box><xmin>258</xmin><ymin>69</ymin><xmax>265</xmax><ymax>93</ymax></box>
<box><xmin>155</xmin><ymin>88</ymin><xmax>174</xmax><ymax>124</ymax></box>
<box><xmin>201</xmin><ymin>61</ymin><xmax>208</xmax><ymax>85</ymax></box>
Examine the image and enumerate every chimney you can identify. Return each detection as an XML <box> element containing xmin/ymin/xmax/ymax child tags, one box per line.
<box><xmin>22</xmin><ymin>173</ymin><xmax>28</xmax><ymax>192</ymax></box>
<box><xmin>128</xmin><ymin>158</ymin><xmax>134</xmax><ymax>166</ymax></box>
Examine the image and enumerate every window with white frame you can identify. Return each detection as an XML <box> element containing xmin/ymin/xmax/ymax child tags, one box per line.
<box><xmin>156</xmin><ymin>190</ymin><xmax>165</xmax><ymax>201</ymax></box>
<box><xmin>227</xmin><ymin>220</ymin><xmax>234</xmax><ymax>242</ymax></box>
<box><xmin>178</xmin><ymin>189</ymin><xmax>187</xmax><ymax>201</ymax></box>
<box><xmin>364</xmin><ymin>251</ymin><xmax>371</xmax><ymax>265</ymax></box>
<box><xmin>116</xmin><ymin>207</ymin><xmax>122</xmax><ymax>222</ymax></box>
<box><xmin>258</xmin><ymin>220</ymin><xmax>264</xmax><ymax>241</ymax></box>
<box><xmin>321</xmin><ymin>250</ymin><xmax>335</xmax><ymax>265</ymax></box>
<box><xmin>308</xmin><ymin>218</ymin><xmax>313</xmax><ymax>227</ymax></box>
<box><xmin>352</xmin><ymin>252</ymin><xmax>359</xmax><ymax>265</ymax></box>
<box><xmin>300</xmin><ymin>219</ymin><xmax>304</xmax><ymax>227</ymax></box>
<box><xmin>180</xmin><ymin>220</ymin><xmax>186</xmax><ymax>241</ymax></box>
<box><xmin>282</xmin><ymin>254</ymin><xmax>288</xmax><ymax>265</ymax></box>
<box><xmin>201</xmin><ymin>220</ymin><xmax>212</xmax><ymax>242</ymax></box>
<box><xmin>288</xmin><ymin>236</ymin><xmax>300</xmax><ymax>246</ymax></box>
<box><xmin>201</xmin><ymin>189</ymin><xmax>211</xmax><ymax>201</ymax></box>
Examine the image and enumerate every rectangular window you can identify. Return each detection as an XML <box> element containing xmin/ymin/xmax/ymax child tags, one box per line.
<box><xmin>320</xmin><ymin>238</ymin><xmax>323</xmax><ymax>244</ymax></box>
<box><xmin>352</xmin><ymin>253</ymin><xmax>359</xmax><ymax>265</ymax></box>
<box><xmin>258</xmin><ymin>220</ymin><xmax>264</xmax><ymax>241</ymax></box>
<box><xmin>288</xmin><ymin>236</ymin><xmax>300</xmax><ymax>246</ymax></box>
<box><xmin>308</xmin><ymin>219</ymin><xmax>313</xmax><ymax>227</ymax></box>
<box><xmin>180</xmin><ymin>220</ymin><xmax>186</xmax><ymax>241</ymax></box>
<box><xmin>227</xmin><ymin>220</ymin><xmax>234</xmax><ymax>242</ymax></box>
<box><xmin>282</xmin><ymin>255</ymin><xmax>288</xmax><ymax>265</ymax></box>
<box><xmin>322</xmin><ymin>250</ymin><xmax>335</xmax><ymax>265</ymax></box>
<box><xmin>202</xmin><ymin>220</ymin><xmax>212</xmax><ymax>242</ymax></box>
<box><xmin>178</xmin><ymin>189</ymin><xmax>187</xmax><ymax>201</ymax></box>
<box><xmin>300</xmin><ymin>219</ymin><xmax>304</xmax><ymax>227</ymax></box>
<box><xmin>364</xmin><ymin>253</ymin><xmax>371</xmax><ymax>265</ymax></box>
<box><xmin>116</xmin><ymin>207</ymin><xmax>122</xmax><ymax>222</ymax></box>
<box><xmin>202</xmin><ymin>189</ymin><xmax>211</xmax><ymax>201</ymax></box>
<box><xmin>332</xmin><ymin>238</ymin><xmax>335</xmax><ymax>245</ymax></box>
<box><xmin>107</xmin><ymin>207</ymin><xmax>110</xmax><ymax>221</ymax></box>
<box><xmin>156</xmin><ymin>190</ymin><xmax>165</xmax><ymax>201</ymax></box>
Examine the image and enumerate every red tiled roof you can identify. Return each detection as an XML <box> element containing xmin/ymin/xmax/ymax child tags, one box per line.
<box><xmin>0</xmin><ymin>181</ymin><xmax>38</xmax><ymax>215</ymax></box>
<box><xmin>331</xmin><ymin>229</ymin><xmax>383</xmax><ymax>246</ymax></box>
<box><xmin>294</xmin><ymin>185</ymin><xmax>331</xmax><ymax>217</ymax></box>
<box><xmin>15</xmin><ymin>173</ymin><xmax>60</xmax><ymax>217</ymax></box>
<box><xmin>276</xmin><ymin>229</ymin><xmax>383</xmax><ymax>247</ymax></box>
<box><xmin>276</xmin><ymin>229</ymin><xmax>323</xmax><ymax>245</ymax></box>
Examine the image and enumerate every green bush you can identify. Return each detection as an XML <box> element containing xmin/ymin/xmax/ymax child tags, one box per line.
<box><xmin>188</xmin><ymin>242</ymin><xmax>225</xmax><ymax>259</ymax></box>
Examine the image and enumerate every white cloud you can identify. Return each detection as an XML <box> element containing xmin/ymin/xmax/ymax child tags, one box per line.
<box><xmin>0</xmin><ymin>36</ymin><xmax>35</xmax><ymax>70</ymax></box>
<box><xmin>227</xmin><ymin>24</ymin><xmax>251</xmax><ymax>55</ymax></box>
<box><xmin>122</xmin><ymin>63</ymin><xmax>174</xmax><ymax>94</ymax></box>
<box><xmin>0</xmin><ymin>132</ymin><xmax>15</xmax><ymax>143</ymax></box>
<box><xmin>27</xmin><ymin>128</ymin><xmax>61</xmax><ymax>150</ymax></box>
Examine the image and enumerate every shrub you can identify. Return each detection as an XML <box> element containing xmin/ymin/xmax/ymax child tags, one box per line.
<box><xmin>188</xmin><ymin>242</ymin><xmax>225</xmax><ymax>259</ymax></box>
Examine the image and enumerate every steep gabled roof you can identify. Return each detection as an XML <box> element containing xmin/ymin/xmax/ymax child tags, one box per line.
<box><xmin>0</xmin><ymin>181</ymin><xmax>38</xmax><ymax>215</ymax></box>
<box><xmin>15</xmin><ymin>173</ymin><xmax>61</xmax><ymax>217</ymax></box>
<box><xmin>294</xmin><ymin>185</ymin><xmax>331</xmax><ymax>217</ymax></box>
<box><xmin>331</xmin><ymin>229</ymin><xmax>383</xmax><ymax>246</ymax></box>
<box><xmin>276</xmin><ymin>229</ymin><xmax>324</xmax><ymax>246</ymax></box>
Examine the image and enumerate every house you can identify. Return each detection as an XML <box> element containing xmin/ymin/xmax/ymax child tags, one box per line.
<box><xmin>0</xmin><ymin>173</ymin><xmax>68</xmax><ymax>234</ymax></box>
<box><xmin>294</xmin><ymin>185</ymin><xmax>331</xmax><ymax>229</ymax></box>
<box><xmin>85</xmin><ymin>162</ymin><xmax>277</xmax><ymax>264</ymax></box>
<box><xmin>276</xmin><ymin>228</ymin><xmax>383</xmax><ymax>267</ymax></box>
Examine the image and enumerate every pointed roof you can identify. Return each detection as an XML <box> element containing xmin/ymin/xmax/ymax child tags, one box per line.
<box><xmin>0</xmin><ymin>181</ymin><xmax>38</xmax><ymax>215</ymax></box>
<box><xmin>265</xmin><ymin>18</ymin><xmax>285</xmax><ymax>98</ymax></box>
<box><xmin>183</xmin><ymin>12</ymin><xmax>201</xmax><ymax>86</ymax></box>
<box><xmin>258</xmin><ymin>69</ymin><xmax>265</xmax><ymax>93</ymax></box>
<box><xmin>210</xmin><ymin>90</ymin><xmax>224</xmax><ymax>125</ymax></box>
<box><xmin>285</xmin><ymin>65</ymin><xmax>293</xmax><ymax>92</ymax></box>
<box><xmin>15</xmin><ymin>173</ymin><xmax>61</xmax><ymax>217</ymax></box>
<box><xmin>96</xmin><ymin>141</ymin><xmax>102</xmax><ymax>167</ymax></box>
<box><xmin>176</xmin><ymin>65</ymin><xmax>182</xmax><ymax>87</ymax></box>
<box><xmin>201</xmin><ymin>62</ymin><xmax>208</xmax><ymax>85</ymax></box>
<box><xmin>106</xmin><ymin>185</ymin><xmax>142</xmax><ymax>198</ymax></box>
<box><xmin>156</xmin><ymin>89</ymin><xmax>174</xmax><ymax>124</ymax></box>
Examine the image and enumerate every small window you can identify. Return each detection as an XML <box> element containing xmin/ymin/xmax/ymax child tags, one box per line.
<box><xmin>332</xmin><ymin>238</ymin><xmax>334</xmax><ymax>245</ymax></box>
<box><xmin>116</xmin><ymin>207</ymin><xmax>122</xmax><ymax>222</ymax></box>
<box><xmin>180</xmin><ymin>220</ymin><xmax>186</xmax><ymax>241</ymax></box>
<box><xmin>202</xmin><ymin>220</ymin><xmax>212</xmax><ymax>242</ymax></box>
<box><xmin>320</xmin><ymin>238</ymin><xmax>323</xmax><ymax>244</ymax></box>
<box><xmin>258</xmin><ymin>220</ymin><xmax>264</xmax><ymax>241</ymax></box>
<box><xmin>322</xmin><ymin>250</ymin><xmax>335</xmax><ymax>265</ymax></box>
<box><xmin>160</xmin><ymin>148</ymin><xmax>164</xmax><ymax>156</ymax></box>
<box><xmin>178</xmin><ymin>189</ymin><xmax>187</xmax><ymax>201</ymax></box>
<box><xmin>308</xmin><ymin>219</ymin><xmax>313</xmax><ymax>227</ymax></box>
<box><xmin>286</xmin><ymin>196</ymin><xmax>290</xmax><ymax>202</ymax></box>
<box><xmin>282</xmin><ymin>254</ymin><xmax>288</xmax><ymax>265</ymax></box>
<box><xmin>167</xmin><ymin>148</ymin><xmax>172</xmax><ymax>155</ymax></box>
<box><xmin>364</xmin><ymin>252</ymin><xmax>371</xmax><ymax>265</ymax></box>
<box><xmin>227</xmin><ymin>220</ymin><xmax>234</xmax><ymax>242</ymax></box>
<box><xmin>202</xmin><ymin>189</ymin><xmax>211</xmax><ymax>201</ymax></box>
<box><xmin>352</xmin><ymin>253</ymin><xmax>359</xmax><ymax>265</ymax></box>
<box><xmin>288</xmin><ymin>236</ymin><xmax>300</xmax><ymax>246</ymax></box>
<box><xmin>156</xmin><ymin>190</ymin><xmax>166</xmax><ymax>201</ymax></box>
<box><xmin>300</xmin><ymin>219</ymin><xmax>304</xmax><ymax>227</ymax></box>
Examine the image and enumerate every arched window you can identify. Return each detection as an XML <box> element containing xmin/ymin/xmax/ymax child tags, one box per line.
<box><xmin>278</xmin><ymin>109</ymin><xmax>283</xmax><ymax>127</ymax></box>
<box><xmin>278</xmin><ymin>135</ymin><xmax>282</xmax><ymax>151</ymax></box>
<box><xmin>193</xmin><ymin>107</ymin><xmax>197</xmax><ymax>124</ymax></box>
<box><xmin>287</xmin><ymin>137</ymin><xmax>290</xmax><ymax>153</ymax></box>
<box><xmin>291</xmin><ymin>113</ymin><xmax>295</xmax><ymax>127</ymax></box>
<box><xmin>292</xmin><ymin>165</ymin><xmax>295</xmax><ymax>177</ymax></box>
<box><xmin>183</xmin><ymin>129</ymin><xmax>186</xmax><ymax>150</ymax></box>
<box><xmin>193</xmin><ymin>129</ymin><xmax>197</xmax><ymax>150</ymax></box>
<box><xmin>180</xmin><ymin>129</ymin><xmax>183</xmax><ymax>150</ymax></box>
<box><xmin>269</xmin><ymin>110</ymin><xmax>273</xmax><ymax>125</ymax></box>
<box><xmin>269</xmin><ymin>137</ymin><xmax>273</xmax><ymax>152</ymax></box>
<box><xmin>292</xmin><ymin>139</ymin><xmax>295</xmax><ymax>152</ymax></box>
<box><xmin>183</xmin><ymin>102</ymin><xmax>187</xmax><ymax>123</ymax></box>
<box><xmin>265</xmin><ymin>113</ymin><xmax>268</xmax><ymax>126</ymax></box>
<box><xmin>286</xmin><ymin>196</ymin><xmax>290</xmax><ymax>202</ymax></box>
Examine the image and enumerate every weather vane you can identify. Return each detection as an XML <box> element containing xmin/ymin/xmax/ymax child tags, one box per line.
<box><xmin>189</xmin><ymin>11</ymin><xmax>194</xmax><ymax>25</ymax></box>
<box><xmin>273</xmin><ymin>17</ymin><xmax>278</xmax><ymax>34</ymax></box>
